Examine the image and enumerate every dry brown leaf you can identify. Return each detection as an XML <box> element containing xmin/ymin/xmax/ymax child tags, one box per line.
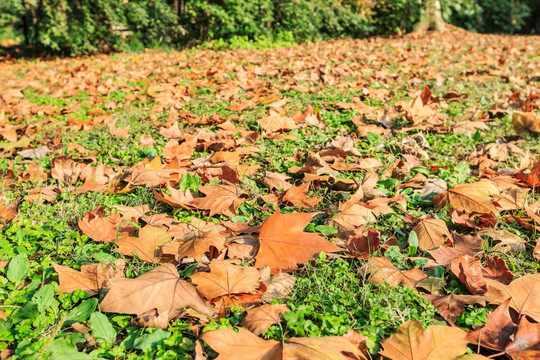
<box><xmin>262</xmin><ymin>172</ymin><xmax>293</xmax><ymax>191</ymax></box>
<box><xmin>483</xmin><ymin>273</ymin><xmax>540</xmax><ymax>322</ymax></box>
<box><xmin>255</xmin><ymin>211</ymin><xmax>342</xmax><ymax>274</ymax></box>
<box><xmin>78</xmin><ymin>206</ymin><xmax>132</xmax><ymax>243</ymax></box>
<box><xmin>0</xmin><ymin>198</ymin><xmax>18</xmax><ymax>229</ymax></box>
<box><xmin>360</xmin><ymin>257</ymin><xmax>427</xmax><ymax>290</ymax></box>
<box><xmin>512</xmin><ymin>112</ymin><xmax>540</xmax><ymax>134</ymax></box>
<box><xmin>51</xmin><ymin>156</ymin><xmax>84</xmax><ymax>184</ymax></box>
<box><xmin>116</xmin><ymin>225</ymin><xmax>172</xmax><ymax>263</ymax></box>
<box><xmin>53</xmin><ymin>259</ymin><xmax>125</xmax><ymax>296</ymax></box>
<box><xmin>190</xmin><ymin>182</ymin><xmax>246</xmax><ymax>217</ymax></box>
<box><xmin>422</xmin><ymin>294</ymin><xmax>486</xmax><ymax>325</ymax></box>
<box><xmin>257</xmin><ymin>110</ymin><xmax>296</xmax><ymax>135</ymax></box>
<box><xmin>241</xmin><ymin>304</ymin><xmax>290</xmax><ymax>335</ymax></box>
<box><xmin>190</xmin><ymin>260</ymin><xmax>260</xmax><ymax>300</ymax></box>
<box><xmin>412</xmin><ymin>218</ymin><xmax>452</xmax><ymax>251</ymax></box>
<box><xmin>201</xmin><ymin>327</ymin><xmax>368</xmax><ymax>360</ymax></box>
<box><xmin>379</xmin><ymin>320</ymin><xmax>469</xmax><ymax>360</ymax></box>
<box><xmin>282</xmin><ymin>182</ymin><xmax>321</xmax><ymax>208</ymax></box>
<box><xmin>428</xmin><ymin>232</ymin><xmax>483</xmax><ymax>266</ymax></box>
<box><xmin>331</xmin><ymin>204</ymin><xmax>377</xmax><ymax>238</ymax></box>
<box><xmin>100</xmin><ymin>263</ymin><xmax>213</xmax><ymax>321</ymax></box>
<box><xmin>479</xmin><ymin>228</ymin><xmax>527</xmax><ymax>253</ymax></box>
<box><xmin>433</xmin><ymin>180</ymin><xmax>500</xmax><ymax>215</ymax></box>
<box><xmin>163</xmin><ymin>229</ymin><xmax>226</xmax><ymax>261</ymax></box>
<box><xmin>347</xmin><ymin>227</ymin><xmax>380</xmax><ymax>260</ymax></box>
<box><xmin>466</xmin><ymin>298</ymin><xmax>516</xmax><ymax>351</ymax></box>
<box><xmin>261</xmin><ymin>272</ymin><xmax>296</xmax><ymax>302</ymax></box>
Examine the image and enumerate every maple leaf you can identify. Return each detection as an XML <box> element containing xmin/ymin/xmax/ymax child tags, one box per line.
<box><xmin>153</xmin><ymin>183</ymin><xmax>196</xmax><ymax>210</ymax></box>
<box><xmin>201</xmin><ymin>327</ymin><xmax>368</xmax><ymax>360</ymax></box>
<box><xmin>347</xmin><ymin>227</ymin><xmax>380</xmax><ymax>260</ymax></box>
<box><xmin>190</xmin><ymin>260</ymin><xmax>260</xmax><ymax>300</ymax></box>
<box><xmin>412</xmin><ymin>218</ymin><xmax>452</xmax><ymax>251</ymax></box>
<box><xmin>116</xmin><ymin>225</ymin><xmax>172</xmax><ymax>263</ymax></box>
<box><xmin>190</xmin><ymin>182</ymin><xmax>246</xmax><ymax>217</ymax></box>
<box><xmin>478</xmin><ymin>229</ymin><xmax>527</xmax><ymax>253</ymax></box>
<box><xmin>466</xmin><ymin>298</ymin><xmax>516</xmax><ymax>351</ymax></box>
<box><xmin>428</xmin><ymin>232</ymin><xmax>483</xmax><ymax>266</ymax></box>
<box><xmin>256</xmin><ymin>109</ymin><xmax>296</xmax><ymax>135</ymax></box>
<box><xmin>516</xmin><ymin>157</ymin><xmax>540</xmax><ymax>187</ymax></box>
<box><xmin>379</xmin><ymin>320</ymin><xmax>469</xmax><ymax>360</ymax></box>
<box><xmin>159</xmin><ymin>122</ymin><xmax>182</xmax><ymax>138</ymax></box>
<box><xmin>450</xmin><ymin>255</ymin><xmax>513</xmax><ymax>295</ymax></box>
<box><xmin>262</xmin><ymin>171</ymin><xmax>293</xmax><ymax>191</ymax></box>
<box><xmin>433</xmin><ymin>180</ymin><xmax>500</xmax><ymax>215</ymax></box>
<box><xmin>330</xmin><ymin>204</ymin><xmax>377</xmax><ymax>239</ymax></box>
<box><xmin>483</xmin><ymin>273</ymin><xmax>540</xmax><ymax>322</ymax></box>
<box><xmin>261</xmin><ymin>271</ymin><xmax>296</xmax><ymax>302</ymax></box>
<box><xmin>78</xmin><ymin>206</ymin><xmax>132</xmax><ymax>243</ymax></box>
<box><xmin>422</xmin><ymin>294</ymin><xmax>486</xmax><ymax>325</ymax></box>
<box><xmin>504</xmin><ymin>316</ymin><xmax>540</xmax><ymax>358</ymax></box>
<box><xmin>254</xmin><ymin>211</ymin><xmax>342</xmax><ymax>274</ymax></box>
<box><xmin>51</xmin><ymin>156</ymin><xmax>84</xmax><ymax>184</ymax></box>
<box><xmin>53</xmin><ymin>259</ymin><xmax>125</xmax><ymax>296</ymax></box>
<box><xmin>241</xmin><ymin>304</ymin><xmax>290</xmax><ymax>335</ymax></box>
<box><xmin>0</xmin><ymin>198</ymin><xmax>18</xmax><ymax>230</ymax></box>
<box><xmin>282</xmin><ymin>182</ymin><xmax>321</xmax><ymax>208</ymax></box>
<box><xmin>162</xmin><ymin>229</ymin><xmax>226</xmax><ymax>261</ymax></box>
<box><xmin>100</xmin><ymin>263</ymin><xmax>213</xmax><ymax>321</ymax></box>
<box><xmin>511</xmin><ymin>111</ymin><xmax>540</xmax><ymax>134</ymax></box>
<box><xmin>360</xmin><ymin>257</ymin><xmax>427</xmax><ymax>290</ymax></box>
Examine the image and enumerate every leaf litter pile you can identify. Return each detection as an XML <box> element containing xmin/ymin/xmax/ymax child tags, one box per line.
<box><xmin>0</xmin><ymin>29</ymin><xmax>540</xmax><ymax>359</ymax></box>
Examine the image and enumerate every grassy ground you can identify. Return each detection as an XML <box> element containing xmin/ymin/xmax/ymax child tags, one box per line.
<box><xmin>0</xmin><ymin>29</ymin><xmax>539</xmax><ymax>359</ymax></box>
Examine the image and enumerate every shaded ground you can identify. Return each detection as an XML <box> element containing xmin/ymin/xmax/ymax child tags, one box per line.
<box><xmin>0</xmin><ymin>29</ymin><xmax>539</xmax><ymax>359</ymax></box>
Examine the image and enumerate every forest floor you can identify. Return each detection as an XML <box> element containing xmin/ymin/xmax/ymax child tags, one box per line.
<box><xmin>0</xmin><ymin>29</ymin><xmax>539</xmax><ymax>359</ymax></box>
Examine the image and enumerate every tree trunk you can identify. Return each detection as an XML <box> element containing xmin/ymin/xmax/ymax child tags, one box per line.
<box><xmin>415</xmin><ymin>0</ymin><xmax>446</xmax><ymax>33</ymax></box>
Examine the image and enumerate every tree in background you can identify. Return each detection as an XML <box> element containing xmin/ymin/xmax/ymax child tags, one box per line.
<box><xmin>416</xmin><ymin>0</ymin><xmax>446</xmax><ymax>32</ymax></box>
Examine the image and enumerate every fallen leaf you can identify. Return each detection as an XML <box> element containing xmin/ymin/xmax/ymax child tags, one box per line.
<box><xmin>53</xmin><ymin>259</ymin><xmax>125</xmax><ymax>296</ymax></box>
<box><xmin>201</xmin><ymin>327</ymin><xmax>368</xmax><ymax>360</ymax></box>
<box><xmin>412</xmin><ymin>218</ymin><xmax>452</xmax><ymax>251</ymax></box>
<box><xmin>282</xmin><ymin>182</ymin><xmax>321</xmax><ymax>208</ymax></box>
<box><xmin>422</xmin><ymin>294</ymin><xmax>486</xmax><ymax>325</ymax></box>
<box><xmin>428</xmin><ymin>232</ymin><xmax>483</xmax><ymax>266</ymax></box>
<box><xmin>511</xmin><ymin>111</ymin><xmax>540</xmax><ymax>134</ymax></box>
<box><xmin>360</xmin><ymin>257</ymin><xmax>427</xmax><ymax>290</ymax></box>
<box><xmin>379</xmin><ymin>320</ymin><xmax>469</xmax><ymax>360</ymax></box>
<box><xmin>78</xmin><ymin>206</ymin><xmax>132</xmax><ymax>243</ymax></box>
<box><xmin>483</xmin><ymin>273</ymin><xmax>540</xmax><ymax>322</ymax></box>
<box><xmin>479</xmin><ymin>229</ymin><xmax>527</xmax><ymax>253</ymax></box>
<box><xmin>241</xmin><ymin>304</ymin><xmax>290</xmax><ymax>335</ymax></box>
<box><xmin>261</xmin><ymin>272</ymin><xmax>296</xmax><ymax>302</ymax></box>
<box><xmin>466</xmin><ymin>298</ymin><xmax>516</xmax><ymax>351</ymax></box>
<box><xmin>433</xmin><ymin>180</ymin><xmax>500</xmax><ymax>215</ymax></box>
<box><xmin>262</xmin><ymin>172</ymin><xmax>293</xmax><ymax>191</ymax></box>
<box><xmin>504</xmin><ymin>316</ymin><xmax>540</xmax><ymax>358</ymax></box>
<box><xmin>347</xmin><ymin>227</ymin><xmax>380</xmax><ymax>260</ymax></box>
<box><xmin>100</xmin><ymin>263</ymin><xmax>213</xmax><ymax>322</ymax></box>
<box><xmin>255</xmin><ymin>211</ymin><xmax>342</xmax><ymax>274</ymax></box>
<box><xmin>190</xmin><ymin>182</ymin><xmax>246</xmax><ymax>217</ymax></box>
<box><xmin>163</xmin><ymin>229</ymin><xmax>226</xmax><ymax>261</ymax></box>
<box><xmin>190</xmin><ymin>260</ymin><xmax>260</xmax><ymax>300</ymax></box>
<box><xmin>116</xmin><ymin>225</ymin><xmax>172</xmax><ymax>263</ymax></box>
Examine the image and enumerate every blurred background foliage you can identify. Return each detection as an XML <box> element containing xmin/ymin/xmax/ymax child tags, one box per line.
<box><xmin>0</xmin><ymin>0</ymin><xmax>538</xmax><ymax>56</ymax></box>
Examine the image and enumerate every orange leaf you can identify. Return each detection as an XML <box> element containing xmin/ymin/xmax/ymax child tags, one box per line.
<box><xmin>255</xmin><ymin>211</ymin><xmax>342</xmax><ymax>274</ymax></box>
<box><xmin>412</xmin><ymin>218</ymin><xmax>452</xmax><ymax>251</ymax></box>
<box><xmin>190</xmin><ymin>260</ymin><xmax>260</xmax><ymax>300</ymax></box>
<box><xmin>53</xmin><ymin>259</ymin><xmax>125</xmax><ymax>296</ymax></box>
<box><xmin>100</xmin><ymin>263</ymin><xmax>213</xmax><ymax>321</ymax></box>
<box><xmin>379</xmin><ymin>320</ymin><xmax>469</xmax><ymax>360</ymax></box>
